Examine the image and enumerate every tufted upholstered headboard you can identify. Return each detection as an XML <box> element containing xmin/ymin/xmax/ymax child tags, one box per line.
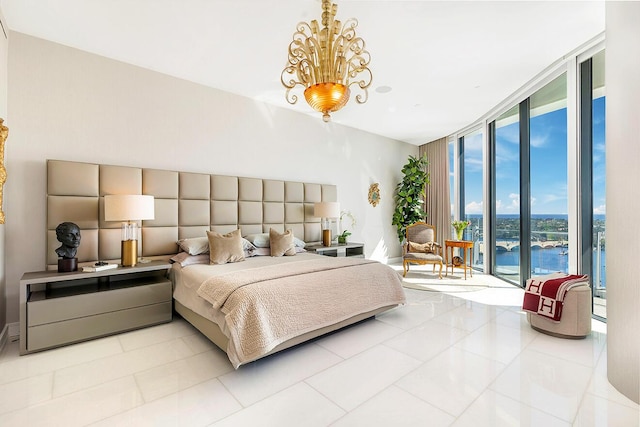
<box><xmin>46</xmin><ymin>159</ymin><xmax>337</xmax><ymax>269</ymax></box>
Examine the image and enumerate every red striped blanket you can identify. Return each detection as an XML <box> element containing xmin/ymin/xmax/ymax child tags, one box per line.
<box><xmin>522</xmin><ymin>273</ymin><xmax>588</xmax><ymax>321</ymax></box>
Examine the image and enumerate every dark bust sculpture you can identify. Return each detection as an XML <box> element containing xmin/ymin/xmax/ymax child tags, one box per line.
<box><xmin>55</xmin><ymin>222</ymin><xmax>81</xmax><ymax>259</ymax></box>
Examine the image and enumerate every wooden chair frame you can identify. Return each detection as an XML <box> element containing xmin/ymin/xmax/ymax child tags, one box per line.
<box><xmin>402</xmin><ymin>222</ymin><xmax>443</xmax><ymax>279</ymax></box>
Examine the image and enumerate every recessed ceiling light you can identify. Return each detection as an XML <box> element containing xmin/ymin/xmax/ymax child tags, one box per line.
<box><xmin>376</xmin><ymin>86</ymin><xmax>392</xmax><ymax>94</ymax></box>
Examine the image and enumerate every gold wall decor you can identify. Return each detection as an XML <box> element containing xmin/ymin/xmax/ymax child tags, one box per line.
<box><xmin>0</xmin><ymin>118</ymin><xmax>8</xmax><ymax>224</ymax></box>
<box><xmin>368</xmin><ymin>183</ymin><xmax>380</xmax><ymax>207</ymax></box>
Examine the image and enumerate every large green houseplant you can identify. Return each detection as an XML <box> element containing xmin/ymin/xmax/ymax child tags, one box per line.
<box><xmin>392</xmin><ymin>154</ymin><xmax>430</xmax><ymax>242</ymax></box>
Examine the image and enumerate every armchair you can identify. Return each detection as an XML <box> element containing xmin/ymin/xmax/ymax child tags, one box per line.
<box><xmin>402</xmin><ymin>222</ymin><xmax>443</xmax><ymax>278</ymax></box>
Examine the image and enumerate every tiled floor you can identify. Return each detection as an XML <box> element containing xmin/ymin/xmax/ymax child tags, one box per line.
<box><xmin>0</xmin><ymin>265</ymin><xmax>638</xmax><ymax>426</ymax></box>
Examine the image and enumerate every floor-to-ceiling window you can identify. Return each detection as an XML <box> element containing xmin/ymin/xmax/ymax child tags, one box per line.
<box><xmin>460</xmin><ymin>129</ymin><xmax>484</xmax><ymax>270</ymax></box>
<box><xmin>493</xmin><ymin>106</ymin><xmax>521</xmax><ymax>282</ymax></box>
<box><xmin>529</xmin><ymin>73</ymin><xmax>569</xmax><ymax>277</ymax></box>
<box><xmin>578</xmin><ymin>48</ymin><xmax>606</xmax><ymax>319</ymax></box>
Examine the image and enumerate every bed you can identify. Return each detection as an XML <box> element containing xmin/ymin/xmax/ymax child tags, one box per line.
<box><xmin>45</xmin><ymin>159</ymin><xmax>406</xmax><ymax>367</ymax></box>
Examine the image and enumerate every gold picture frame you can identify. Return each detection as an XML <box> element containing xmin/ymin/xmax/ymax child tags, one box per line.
<box><xmin>368</xmin><ymin>183</ymin><xmax>380</xmax><ymax>207</ymax></box>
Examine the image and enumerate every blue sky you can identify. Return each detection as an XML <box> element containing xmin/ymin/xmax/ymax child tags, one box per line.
<box><xmin>458</xmin><ymin>96</ymin><xmax>605</xmax><ymax>217</ymax></box>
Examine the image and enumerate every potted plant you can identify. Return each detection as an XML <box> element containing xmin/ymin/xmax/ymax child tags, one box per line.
<box><xmin>337</xmin><ymin>230</ymin><xmax>351</xmax><ymax>244</ymax></box>
<box><xmin>392</xmin><ymin>154</ymin><xmax>430</xmax><ymax>242</ymax></box>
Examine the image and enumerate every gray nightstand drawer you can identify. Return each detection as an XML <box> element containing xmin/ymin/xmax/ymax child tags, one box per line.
<box><xmin>27</xmin><ymin>301</ymin><xmax>172</xmax><ymax>352</ymax></box>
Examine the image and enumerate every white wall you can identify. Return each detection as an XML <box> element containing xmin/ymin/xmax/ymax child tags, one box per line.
<box><xmin>4</xmin><ymin>32</ymin><xmax>416</xmax><ymax>324</ymax></box>
<box><xmin>605</xmin><ymin>1</ymin><xmax>640</xmax><ymax>405</ymax></box>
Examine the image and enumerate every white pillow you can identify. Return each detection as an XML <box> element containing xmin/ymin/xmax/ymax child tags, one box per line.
<box><xmin>177</xmin><ymin>237</ymin><xmax>209</xmax><ymax>255</ymax></box>
<box><xmin>245</xmin><ymin>233</ymin><xmax>306</xmax><ymax>249</ymax></box>
<box><xmin>178</xmin><ymin>236</ymin><xmax>256</xmax><ymax>256</ymax></box>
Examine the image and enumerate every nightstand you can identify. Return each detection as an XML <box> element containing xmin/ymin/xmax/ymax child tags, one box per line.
<box><xmin>305</xmin><ymin>242</ymin><xmax>365</xmax><ymax>258</ymax></box>
<box><xmin>19</xmin><ymin>260</ymin><xmax>172</xmax><ymax>355</ymax></box>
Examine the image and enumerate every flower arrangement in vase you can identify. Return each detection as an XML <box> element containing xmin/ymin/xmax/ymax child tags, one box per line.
<box><xmin>452</xmin><ymin>219</ymin><xmax>471</xmax><ymax>241</ymax></box>
<box><xmin>337</xmin><ymin>210</ymin><xmax>356</xmax><ymax>244</ymax></box>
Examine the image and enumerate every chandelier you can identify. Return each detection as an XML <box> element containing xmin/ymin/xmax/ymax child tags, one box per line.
<box><xmin>281</xmin><ymin>0</ymin><xmax>372</xmax><ymax>122</ymax></box>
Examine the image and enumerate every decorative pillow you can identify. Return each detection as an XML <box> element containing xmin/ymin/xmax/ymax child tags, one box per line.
<box><xmin>244</xmin><ymin>233</ymin><xmax>270</xmax><ymax>248</ymax></box>
<box><xmin>408</xmin><ymin>241</ymin><xmax>435</xmax><ymax>254</ymax></box>
<box><xmin>169</xmin><ymin>252</ymin><xmax>210</xmax><ymax>267</ymax></box>
<box><xmin>206</xmin><ymin>229</ymin><xmax>245</xmax><ymax>264</ymax></box>
<box><xmin>177</xmin><ymin>237</ymin><xmax>209</xmax><ymax>255</ymax></box>
<box><xmin>269</xmin><ymin>228</ymin><xmax>296</xmax><ymax>257</ymax></box>
<box><xmin>245</xmin><ymin>233</ymin><xmax>306</xmax><ymax>249</ymax></box>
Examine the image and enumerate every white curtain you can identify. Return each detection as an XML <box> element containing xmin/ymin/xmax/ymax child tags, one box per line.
<box><xmin>420</xmin><ymin>137</ymin><xmax>451</xmax><ymax>247</ymax></box>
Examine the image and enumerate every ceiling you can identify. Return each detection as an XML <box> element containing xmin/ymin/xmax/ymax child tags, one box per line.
<box><xmin>0</xmin><ymin>0</ymin><xmax>605</xmax><ymax>145</ymax></box>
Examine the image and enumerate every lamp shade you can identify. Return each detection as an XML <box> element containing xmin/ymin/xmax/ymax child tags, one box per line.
<box><xmin>104</xmin><ymin>195</ymin><xmax>155</xmax><ymax>221</ymax></box>
<box><xmin>314</xmin><ymin>202</ymin><xmax>340</xmax><ymax>219</ymax></box>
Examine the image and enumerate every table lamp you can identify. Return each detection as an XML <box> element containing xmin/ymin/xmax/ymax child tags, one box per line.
<box><xmin>104</xmin><ymin>194</ymin><xmax>155</xmax><ymax>266</ymax></box>
<box><xmin>314</xmin><ymin>202</ymin><xmax>340</xmax><ymax>246</ymax></box>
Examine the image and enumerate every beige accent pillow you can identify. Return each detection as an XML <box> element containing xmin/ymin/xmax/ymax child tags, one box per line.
<box><xmin>269</xmin><ymin>228</ymin><xmax>296</xmax><ymax>257</ymax></box>
<box><xmin>206</xmin><ymin>229</ymin><xmax>245</xmax><ymax>264</ymax></box>
<box><xmin>408</xmin><ymin>241</ymin><xmax>435</xmax><ymax>254</ymax></box>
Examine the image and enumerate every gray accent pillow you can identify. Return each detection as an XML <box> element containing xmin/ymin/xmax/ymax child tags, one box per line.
<box><xmin>206</xmin><ymin>229</ymin><xmax>245</xmax><ymax>264</ymax></box>
<box><xmin>177</xmin><ymin>236</ymin><xmax>209</xmax><ymax>255</ymax></box>
<box><xmin>269</xmin><ymin>228</ymin><xmax>296</xmax><ymax>257</ymax></box>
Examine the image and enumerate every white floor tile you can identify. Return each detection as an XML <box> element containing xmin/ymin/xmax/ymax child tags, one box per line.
<box><xmin>451</xmin><ymin>389</ymin><xmax>571</xmax><ymax>427</ymax></box>
<box><xmin>53</xmin><ymin>337</ymin><xmax>195</xmax><ymax>397</ymax></box>
<box><xmin>431</xmin><ymin>300</ymin><xmax>500</xmax><ymax>332</ymax></box>
<box><xmin>525</xmin><ymin>329</ymin><xmax>606</xmax><ymax>368</ymax></box>
<box><xmin>573</xmin><ymin>392</ymin><xmax>640</xmax><ymax>427</ymax></box>
<box><xmin>211</xmin><ymin>383</ymin><xmax>345</xmax><ymax>427</ymax></box>
<box><xmin>134</xmin><ymin>349</ymin><xmax>233</xmax><ymax>402</ymax></box>
<box><xmin>396</xmin><ymin>346</ymin><xmax>506</xmax><ymax>417</ymax></box>
<box><xmin>453</xmin><ymin>320</ymin><xmax>538</xmax><ymax>365</ymax></box>
<box><xmin>0</xmin><ymin>372</ymin><xmax>53</xmax><ymax>415</ymax></box>
<box><xmin>0</xmin><ymin>376</ymin><xmax>143</xmax><ymax>427</ymax></box>
<box><xmin>219</xmin><ymin>343</ymin><xmax>342</xmax><ymax>406</ymax></box>
<box><xmin>330</xmin><ymin>385</ymin><xmax>455</xmax><ymax>427</ymax></box>
<box><xmin>384</xmin><ymin>318</ymin><xmax>468</xmax><ymax>362</ymax></box>
<box><xmin>305</xmin><ymin>345</ymin><xmax>421</xmax><ymax>411</ymax></box>
<box><xmin>116</xmin><ymin>318</ymin><xmax>197</xmax><ymax>351</ymax></box>
<box><xmin>91</xmin><ymin>378</ymin><xmax>242</xmax><ymax>427</ymax></box>
<box><xmin>0</xmin><ymin>337</ymin><xmax>123</xmax><ymax>385</ymax></box>
<box><xmin>490</xmin><ymin>348</ymin><xmax>594</xmax><ymax>422</ymax></box>
<box><xmin>315</xmin><ymin>318</ymin><xmax>404</xmax><ymax>359</ymax></box>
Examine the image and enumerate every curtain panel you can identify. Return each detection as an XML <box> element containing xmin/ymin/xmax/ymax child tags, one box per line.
<box><xmin>420</xmin><ymin>137</ymin><xmax>451</xmax><ymax>247</ymax></box>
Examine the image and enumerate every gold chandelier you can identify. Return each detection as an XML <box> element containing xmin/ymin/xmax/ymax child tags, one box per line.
<box><xmin>281</xmin><ymin>0</ymin><xmax>372</xmax><ymax>122</ymax></box>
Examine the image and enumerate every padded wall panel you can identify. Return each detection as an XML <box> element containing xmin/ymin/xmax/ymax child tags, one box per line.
<box><xmin>263</xmin><ymin>180</ymin><xmax>285</xmax><ymax>202</ymax></box>
<box><xmin>287</xmin><ymin>224</ymin><xmax>305</xmax><ymax>242</ymax></box>
<box><xmin>263</xmin><ymin>203</ymin><xmax>284</xmax><ymax>224</ymax></box>
<box><xmin>179</xmin><ymin>226</ymin><xmax>210</xmax><ymax>240</ymax></box>
<box><xmin>47</xmin><ymin>160</ymin><xmax>99</xmax><ymax>197</ymax></box>
<box><xmin>211</xmin><ymin>175</ymin><xmax>238</xmax><ymax>200</ymax></box>
<box><xmin>47</xmin><ymin>196</ymin><xmax>99</xmax><ymax>230</ymax></box>
<box><xmin>47</xmin><ymin>160</ymin><xmax>336</xmax><ymax>268</ymax></box>
<box><xmin>238</xmin><ymin>201</ymin><xmax>262</xmax><ymax>225</ymax></box>
<box><xmin>322</xmin><ymin>185</ymin><xmax>338</xmax><ymax>202</ymax></box>
<box><xmin>285</xmin><ymin>182</ymin><xmax>304</xmax><ymax>203</ymax></box>
<box><xmin>305</xmin><ymin>223</ymin><xmax>322</xmax><ymax>243</ymax></box>
<box><xmin>304</xmin><ymin>183</ymin><xmax>322</xmax><ymax>203</ymax></box>
<box><xmin>179</xmin><ymin>200</ymin><xmax>210</xmax><ymax>226</ymax></box>
<box><xmin>179</xmin><ymin>173</ymin><xmax>210</xmax><ymax>199</ymax></box>
<box><xmin>98</xmin><ymin>228</ymin><xmax>123</xmax><ymax>261</ymax></box>
<box><xmin>143</xmin><ymin>169</ymin><xmax>179</xmax><ymax>199</ymax></box>
<box><xmin>142</xmin><ymin>228</ymin><xmax>179</xmax><ymax>256</ymax></box>
<box><xmin>100</xmin><ymin>165</ymin><xmax>142</xmax><ymax>195</ymax></box>
<box><xmin>239</xmin><ymin>178</ymin><xmax>262</xmax><ymax>201</ymax></box>
<box><xmin>210</xmin><ymin>225</ymin><xmax>239</xmax><ymax>235</ymax></box>
<box><xmin>145</xmin><ymin>199</ymin><xmax>178</xmax><ymax>227</ymax></box>
<box><xmin>285</xmin><ymin>203</ymin><xmax>305</xmax><ymax>224</ymax></box>
<box><xmin>211</xmin><ymin>201</ymin><xmax>238</xmax><ymax>226</ymax></box>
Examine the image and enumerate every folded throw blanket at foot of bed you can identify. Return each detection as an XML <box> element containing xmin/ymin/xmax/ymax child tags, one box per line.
<box><xmin>522</xmin><ymin>273</ymin><xmax>589</xmax><ymax>322</ymax></box>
